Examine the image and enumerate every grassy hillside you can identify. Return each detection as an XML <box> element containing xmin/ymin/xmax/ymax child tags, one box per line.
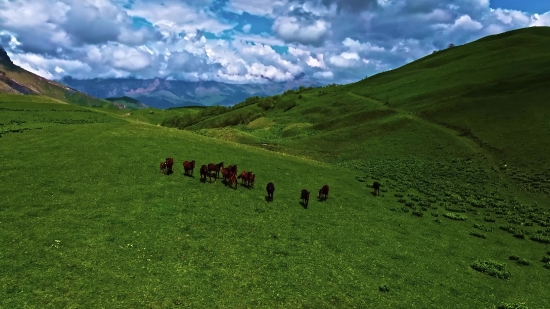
<box><xmin>346</xmin><ymin>26</ymin><xmax>550</xmax><ymax>169</ymax></box>
<box><xmin>0</xmin><ymin>61</ymin><xmax>117</xmax><ymax>109</ymax></box>
<box><xmin>105</xmin><ymin>96</ymin><xmax>148</xmax><ymax>110</ymax></box>
<box><xmin>110</xmin><ymin>106</ymin><xmax>204</xmax><ymax>125</ymax></box>
<box><xmin>160</xmin><ymin>27</ymin><xmax>550</xmax><ymax>198</ymax></box>
<box><xmin>2</xmin><ymin>98</ymin><xmax>550</xmax><ymax>308</ymax></box>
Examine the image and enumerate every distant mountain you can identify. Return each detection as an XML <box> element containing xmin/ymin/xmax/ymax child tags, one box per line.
<box><xmin>0</xmin><ymin>46</ymin><xmax>117</xmax><ymax>109</ymax></box>
<box><xmin>58</xmin><ymin>75</ymin><xmax>326</xmax><ymax>109</ymax></box>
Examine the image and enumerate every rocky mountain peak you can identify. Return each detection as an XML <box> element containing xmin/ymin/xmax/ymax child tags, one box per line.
<box><xmin>0</xmin><ymin>46</ymin><xmax>14</xmax><ymax>66</ymax></box>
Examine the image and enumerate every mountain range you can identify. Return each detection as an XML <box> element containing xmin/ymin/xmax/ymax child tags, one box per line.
<box><xmin>58</xmin><ymin>74</ymin><xmax>326</xmax><ymax>109</ymax></box>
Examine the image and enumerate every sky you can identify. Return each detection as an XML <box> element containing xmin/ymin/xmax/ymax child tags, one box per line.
<box><xmin>0</xmin><ymin>0</ymin><xmax>549</xmax><ymax>85</ymax></box>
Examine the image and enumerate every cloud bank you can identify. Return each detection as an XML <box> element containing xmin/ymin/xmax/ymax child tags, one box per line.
<box><xmin>0</xmin><ymin>0</ymin><xmax>548</xmax><ymax>84</ymax></box>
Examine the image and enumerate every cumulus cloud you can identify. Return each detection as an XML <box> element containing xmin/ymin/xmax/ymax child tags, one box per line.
<box><xmin>0</xmin><ymin>0</ymin><xmax>549</xmax><ymax>85</ymax></box>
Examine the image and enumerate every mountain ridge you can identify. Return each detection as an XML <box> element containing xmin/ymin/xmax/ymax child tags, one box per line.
<box><xmin>0</xmin><ymin>45</ymin><xmax>118</xmax><ymax>109</ymax></box>
<box><xmin>58</xmin><ymin>75</ymin><xmax>326</xmax><ymax>109</ymax></box>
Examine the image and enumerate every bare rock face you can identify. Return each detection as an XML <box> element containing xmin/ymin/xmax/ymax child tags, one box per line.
<box><xmin>0</xmin><ymin>46</ymin><xmax>14</xmax><ymax>66</ymax></box>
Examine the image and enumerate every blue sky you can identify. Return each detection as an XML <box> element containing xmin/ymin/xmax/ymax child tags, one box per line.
<box><xmin>490</xmin><ymin>0</ymin><xmax>550</xmax><ymax>14</ymax></box>
<box><xmin>0</xmin><ymin>0</ymin><xmax>549</xmax><ymax>84</ymax></box>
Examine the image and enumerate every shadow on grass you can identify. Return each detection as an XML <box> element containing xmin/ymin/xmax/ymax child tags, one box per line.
<box><xmin>265</xmin><ymin>196</ymin><xmax>273</xmax><ymax>202</ymax></box>
<box><xmin>299</xmin><ymin>201</ymin><xmax>308</xmax><ymax>209</ymax></box>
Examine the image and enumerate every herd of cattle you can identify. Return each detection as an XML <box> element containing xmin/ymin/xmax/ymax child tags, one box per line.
<box><xmin>160</xmin><ymin>157</ymin><xmax>381</xmax><ymax>208</ymax></box>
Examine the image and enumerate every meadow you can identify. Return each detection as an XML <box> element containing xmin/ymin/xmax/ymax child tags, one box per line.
<box><xmin>1</xmin><ymin>95</ymin><xmax>550</xmax><ymax>309</ymax></box>
<box><xmin>2</xmin><ymin>27</ymin><xmax>550</xmax><ymax>309</ymax></box>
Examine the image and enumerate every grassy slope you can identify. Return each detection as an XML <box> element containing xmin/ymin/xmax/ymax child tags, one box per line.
<box><xmin>110</xmin><ymin>106</ymin><xmax>203</xmax><ymax>125</ymax></box>
<box><xmin>346</xmin><ymin>26</ymin><xmax>550</xmax><ymax>170</ymax></box>
<box><xmin>169</xmin><ymin>27</ymin><xmax>550</xmax><ymax>197</ymax></box>
<box><xmin>0</xmin><ymin>62</ymin><xmax>117</xmax><ymax>109</ymax></box>
<box><xmin>2</xmin><ymin>99</ymin><xmax>550</xmax><ymax>309</ymax></box>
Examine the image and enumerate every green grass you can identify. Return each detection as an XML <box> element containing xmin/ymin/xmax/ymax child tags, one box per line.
<box><xmin>111</xmin><ymin>107</ymin><xmax>202</xmax><ymax>125</ymax></box>
<box><xmin>2</xmin><ymin>98</ymin><xmax>550</xmax><ymax>309</ymax></box>
<box><xmin>160</xmin><ymin>27</ymin><xmax>550</xmax><ymax>200</ymax></box>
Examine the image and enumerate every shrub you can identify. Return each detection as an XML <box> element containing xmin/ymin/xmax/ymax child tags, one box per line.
<box><xmin>443</xmin><ymin>213</ymin><xmax>467</xmax><ymax>221</ymax></box>
<box><xmin>470</xmin><ymin>232</ymin><xmax>486</xmax><ymax>239</ymax></box>
<box><xmin>397</xmin><ymin>198</ymin><xmax>406</xmax><ymax>203</ymax></box>
<box><xmin>412</xmin><ymin>211</ymin><xmax>423</xmax><ymax>217</ymax></box>
<box><xmin>508</xmin><ymin>255</ymin><xmax>520</xmax><ymax>261</ymax></box>
<box><xmin>544</xmin><ymin>262</ymin><xmax>550</xmax><ymax>269</ymax></box>
<box><xmin>530</xmin><ymin>234</ymin><xmax>550</xmax><ymax>244</ymax></box>
<box><xmin>496</xmin><ymin>302</ymin><xmax>529</xmax><ymax>309</ymax></box>
<box><xmin>484</xmin><ymin>217</ymin><xmax>496</xmax><ymax>223</ymax></box>
<box><xmin>474</xmin><ymin>223</ymin><xmax>494</xmax><ymax>232</ymax></box>
<box><xmin>379</xmin><ymin>285</ymin><xmax>390</xmax><ymax>293</ymax></box>
<box><xmin>471</xmin><ymin>259</ymin><xmax>511</xmax><ymax>279</ymax></box>
<box><xmin>257</xmin><ymin>98</ymin><xmax>275</xmax><ymax>111</ymax></box>
<box><xmin>516</xmin><ymin>258</ymin><xmax>530</xmax><ymax>266</ymax></box>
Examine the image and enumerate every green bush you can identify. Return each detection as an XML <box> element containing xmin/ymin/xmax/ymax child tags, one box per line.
<box><xmin>443</xmin><ymin>213</ymin><xmax>467</xmax><ymax>221</ymax></box>
<box><xmin>530</xmin><ymin>234</ymin><xmax>550</xmax><ymax>244</ymax></box>
<box><xmin>516</xmin><ymin>258</ymin><xmax>530</xmax><ymax>266</ymax></box>
<box><xmin>496</xmin><ymin>302</ymin><xmax>529</xmax><ymax>309</ymax></box>
<box><xmin>412</xmin><ymin>211</ymin><xmax>423</xmax><ymax>217</ymax></box>
<box><xmin>470</xmin><ymin>232</ymin><xmax>486</xmax><ymax>239</ymax></box>
<box><xmin>471</xmin><ymin>259</ymin><xmax>511</xmax><ymax>279</ymax></box>
<box><xmin>379</xmin><ymin>285</ymin><xmax>390</xmax><ymax>293</ymax></box>
<box><xmin>508</xmin><ymin>255</ymin><xmax>520</xmax><ymax>261</ymax></box>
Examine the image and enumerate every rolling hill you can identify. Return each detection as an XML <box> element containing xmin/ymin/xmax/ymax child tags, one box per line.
<box><xmin>2</xmin><ymin>26</ymin><xmax>550</xmax><ymax>309</ymax></box>
<box><xmin>0</xmin><ymin>46</ymin><xmax>117</xmax><ymax>109</ymax></box>
<box><xmin>160</xmin><ymin>26</ymin><xmax>550</xmax><ymax>196</ymax></box>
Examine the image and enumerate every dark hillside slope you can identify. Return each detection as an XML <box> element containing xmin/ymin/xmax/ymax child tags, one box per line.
<box><xmin>0</xmin><ymin>47</ymin><xmax>117</xmax><ymax>109</ymax></box>
<box><xmin>346</xmin><ymin>26</ymin><xmax>550</xmax><ymax>169</ymax></box>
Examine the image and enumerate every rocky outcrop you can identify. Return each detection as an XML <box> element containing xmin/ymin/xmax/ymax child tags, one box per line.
<box><xmin>0</xmin><ymin>46</ymin><xmax>15</xmax><ymax>67</ymax></box>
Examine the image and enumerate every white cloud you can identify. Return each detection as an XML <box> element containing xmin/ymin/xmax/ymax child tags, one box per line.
<box><xmin>224</xmin><ymin>0</ymin><xmax>288</xmax><ymax>16</ymax></box>
<box><xmin>272</xmin><ymin>16</ymin><xmax>331</xmax><ymax>46</ymax></box>
<box><xmin>126</xmin><ymin>0</ymin><xmax>236</xmax><ymax>34</ymax></box>
<box><xmin>530</xmin><ymin>12</ymin><xmax>550</xmax><ymax>26</ymax></box>
<box><xmin>1</xmin><ymin>0</ymin><xmax>549</xmax><ymax>85</ymax></box>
